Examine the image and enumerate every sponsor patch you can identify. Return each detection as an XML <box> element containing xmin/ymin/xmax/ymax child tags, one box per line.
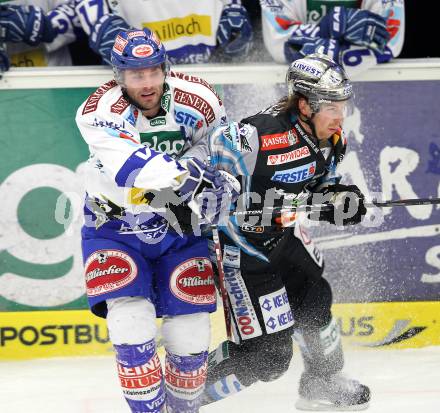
<box><xmin>113</xmin><ymin>35</ymin><xmax>128</xmax><ymax>55</ymax></box>
<box><xmin>223</xmin><ymin>244</ymin><xmax>240</xmax><ymax>269</ymax></box>
<box><xmin>143</xmin><ymin>15</ymin><xmax>212</xmax><ymax>42</ymax></box>
<box><xmin>84</xmin><ymin>250</ymin><xmax>137</xmax><ymax>297</ymax></box>
<box><xmin>169</xmin><ymin>258</ymin><xmax>215</xmax><ymax>305</ymax></box>
<box><xmin>165</xmin><ymin>358</ymin><xmax>207</xmax><ymax>390</ymax></box>
<box><xmin>127</xmin><ymin>30</ymin><xmax>146</xmax><ymax>39</ymax></box>
<box><xmin>294</xmin><ymin>223</ymin><xmax>323</xmax><ymax>267</ymax></box>
<box><xmin>259</xmin><ymin>287</ymin><xmax>294</xmax><ymax>334</ymax></box>
<box><xmin>260</xmin><ymin>128</ymin><xmax>298</xmax><ymax>151</ymax></box>
<box><xmin>118</xmin><ymin>353</ymin><xmax>163</xmax><ymax>391</ymax></box>
<box><xmin>267</xmin><ymin>145</ymin><xmax>310</xmax><ymax>165</ymax></box>
<box><xmin>82</xmin><ymin>80</ymin><xmax>117</xmax><ymax>115</ymax></box>
<box><xmin>291</xmin><ymin>60</ymin><xmax>323</xmax><ymax>77</ymax></box>
<box><xmin>224</xmin><ymin>267</ymin><xmax>262</xmax><ymax>339</ymax></box>
<box><xmin>320</xmin><ymin>317</ymin><xmax>341</xmax><ymax>355</ymax></box>
<box><xmin>111</xmin><ymin>95</ymin><xmax>130</xmax><ymax>114</ymax></box>
<box><xmin>174</xmin><ymin>88</ymin><xmax>215</xmax><ymax>125</ymax></box>
<box><xmin>175</xmin><ymin>110</ymin><xmax>201</xmax><ymax>128</ymax></box>
<box><xmin>271</xmin><ymin>161</ymin><xmax>316</xmax><ymax>183</ymax></box>
<box><xmin>150</xmin><ymin>117</ymin><xmax>166</xmax><ymax>127</ymax></box>
<box><xmin>132</xmin><ymin>44</ymin><xmax>154</xmax><ymax>58</ymax></box>
<box><xmin>240</xmin><ymin>224</ymin><xmax>264</xmax><ymax>234</ymax></box>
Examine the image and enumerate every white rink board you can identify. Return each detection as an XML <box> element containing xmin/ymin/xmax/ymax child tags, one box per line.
<box><xmin>0</xmin><ymin>347</ymin><xmax>439</xmax><ymax>413</ymax></box>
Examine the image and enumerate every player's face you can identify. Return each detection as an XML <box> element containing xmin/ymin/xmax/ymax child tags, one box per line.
<box><xmin>123</xmin><ymin>66</ymin><xmax>165</xmax><ymax>115</ymax></box>
<box><xmin>313</xmin><ymin>101</ymin><xmax>347</xmax><ymax>140</ymax></box>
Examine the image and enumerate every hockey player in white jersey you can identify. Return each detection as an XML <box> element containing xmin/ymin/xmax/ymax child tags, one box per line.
<box><xmin>0</xmin><ymin>0</ymin><xmax>77</xmax><ymax>73</ymax></box>
<box><xmin>260</xmin><ymin>0</ymin><xmax>405</xmax><ymax>77</ymax></box>
<box><xmin>75</xmin><ymin>0</ymin><xmax>254</xmax><ymax>64</ymax></box>
<box><xmin>0</xmin><ymin>0</ymin><xmax>254</xmax><ymax>71</ymax></box>
<box><xmin>76</xmin><ymin>28</ymin><xmax>239</xmax><ymax>413</ymax></box>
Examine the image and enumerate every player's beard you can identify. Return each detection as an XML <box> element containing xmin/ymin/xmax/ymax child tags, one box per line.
<box><xmin>121</xmin><ymin>87</ymin><xmax>162</xmax><ymax>113</ymax></box>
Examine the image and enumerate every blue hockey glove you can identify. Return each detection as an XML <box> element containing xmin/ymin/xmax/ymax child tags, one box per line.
<box><xmin>89</xmin><ymin>13</ymin><xmax>131</xmax><ymax>65</ymax></box>
<box><xmin>0</xmin><ymin>43</ymin><xmax>9</xmax><ymax>73</ymax></box>
<box><xmin>0</xmin><ymin>5</ymin><xmax>55</xmax><ymax>46</ymax></box>
<box><xmin>217</xmin><ymin>4</ymin><xmax>253</xmax><ymax>57</ymax></box>
<box><xmin>176</xmin><ymin>159</ymin><xmax>240</xmax><ymax>224</ymax></box>
<box><xmin>308</xmin><ymin>183</ymin><xmax>367</xmax><ymax>226</ymax></box>
<box><xmin>319</xmin><ymin>6</ymin><xmax>389</xmax><ymax>51</ymax></box>
<box><xmin>284</xmin><ymin>36</ymin><xmax>342</xmax><ymax>64</ymax></box>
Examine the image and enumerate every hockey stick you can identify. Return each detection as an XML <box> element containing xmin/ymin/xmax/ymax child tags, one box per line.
<box><xmin>231</xmin><ymin>197</ymin><xmax>440</xmax><ymax>218</ymax></box>
<box><xmin>211</xmin><ymin>224</ymin><xmax>233</xmax><ymax>341</ymax></box>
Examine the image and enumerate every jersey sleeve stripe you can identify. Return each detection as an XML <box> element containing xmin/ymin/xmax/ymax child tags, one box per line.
<box><xmin>115</xmin><ymin>148</ymin><xmax>159</xmax><ymax>187</ymax></box>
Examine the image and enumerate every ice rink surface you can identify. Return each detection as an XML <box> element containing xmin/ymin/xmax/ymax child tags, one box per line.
<box><xmin>1</xmin><ymin>347</ymin><xmax>439</xmax><ymax>413</ymax></box>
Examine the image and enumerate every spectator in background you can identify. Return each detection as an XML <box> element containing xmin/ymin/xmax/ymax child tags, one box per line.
<box><xmin>260</xmin><ymin>0</ymin><xmax>405</xmax><ymax>77</ymax></box>
<box><xmin>0</xmin><ymin>0</ymin><xmax>83</xmax><ymax>74</ymax></box>
<box><xmin>76</xmin><ymin>0</ymin><xmax>254</xmax><ymax>65</ymax></box>
<box><xmin>0</xmin><ymin>0</ymin><xmax>254</xmax><ymax>74</ymax></box>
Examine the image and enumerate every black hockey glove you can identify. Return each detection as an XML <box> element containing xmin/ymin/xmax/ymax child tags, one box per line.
<box><xmin>308</xmin><ymin>183</ymin><xmax>367</xmax><ymax>226</ymax></box>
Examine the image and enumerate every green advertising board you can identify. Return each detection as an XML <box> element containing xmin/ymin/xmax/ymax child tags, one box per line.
<box><xmin>0</xmin><ymin>87</ymin><xmax>94</xmax><ymax>311</ymax></box>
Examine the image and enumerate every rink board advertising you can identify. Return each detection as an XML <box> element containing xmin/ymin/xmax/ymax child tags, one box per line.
<box><xmin>1</xmin><ymin>302</ymin><xmax>440</xmax><ymax>360</ymax></box>
<box><xmin>0</xmin><ymin>76</ymin><xmax>439</xmax><ymax>358</ymax></box>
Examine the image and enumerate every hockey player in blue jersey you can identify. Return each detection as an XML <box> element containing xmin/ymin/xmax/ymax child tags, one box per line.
<box><xmin>185</xmin><ymin>52</ymin><xmax>370</xmax><ymax>410</ymax></box>
<box><xmin>75</xmin><ymin>28</ymin><xmax>239</xmax><ymax>413</ymax></box>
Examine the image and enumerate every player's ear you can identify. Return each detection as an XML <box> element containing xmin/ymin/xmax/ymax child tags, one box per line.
<box><xmin>298</xmin><ymin>97</ymin><xmax>311</xmax><ymax>117</ymax></box>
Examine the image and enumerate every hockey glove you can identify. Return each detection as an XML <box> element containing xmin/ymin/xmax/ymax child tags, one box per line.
<box><xmin>175</xmin><ymin>159</ymin><xmax>240</xmax><ymax>224</ymax></box>
<box><xmin>0</xmin><ymin>5</ymin><xmax>55</xmax><ymax>46</ymax></box>
<box><xmin>284</xmin><ymin>36</ymin><xmax>342</xmax><ymax>64</ymax></box>
<box><xmin>89</xmin><ymin>14</ymin><xmax>131</xmax><ymax>65</ymax></box>
<box><xmin>319</xmin><ymin>6</ymin><xmax>389</xmax><ymax>51</ymax></box>
<box><xmin>217</xmin><ymin>4</ymin><xmax>253</xmax><ymax>57</ymax></box>
<box><xmin>308</xmin><ymin>183</ymin><xmax>367</xmax><ymax>226</ymax></box>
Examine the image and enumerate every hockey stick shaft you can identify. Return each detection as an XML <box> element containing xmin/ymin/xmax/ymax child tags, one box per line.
<box><xmin>211</xmin><ymin>225</ymin><xmax>233</xmax><ymax>341</ymax></box>
<box><xmin>231</xmin><ymin>197</ymin><xmax>440</xmax><ymax>217</ymax></box>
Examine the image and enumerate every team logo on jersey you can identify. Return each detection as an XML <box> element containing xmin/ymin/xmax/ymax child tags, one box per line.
<box><xmin>169</xmin><ymin>258</ymin><xmax>215</xmax><ymax>305</ymax></box>
<box><xmin>271</xmin><ymin>161</ymin><xmax>316</xmax><ymax>183</ymax></box>
<box><xmin>267</xmin><ymin>145</ymin><xmax>310</xmax><ymax>165</ymax></box>
<box><xmin>260</xmin><ymin>128</ymin><xmax>298</xmax><ymax>151</ymax></box>
<box><xmin>84</xmin><ymin>250</ymin><xmax>137</xmax><ymax>297</ymax></box>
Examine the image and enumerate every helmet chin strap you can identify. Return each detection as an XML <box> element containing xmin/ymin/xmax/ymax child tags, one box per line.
<box><xmin>299</xmin><ymin>112</ymin><xmax>318</xmax><ymax>140</ymax></box>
